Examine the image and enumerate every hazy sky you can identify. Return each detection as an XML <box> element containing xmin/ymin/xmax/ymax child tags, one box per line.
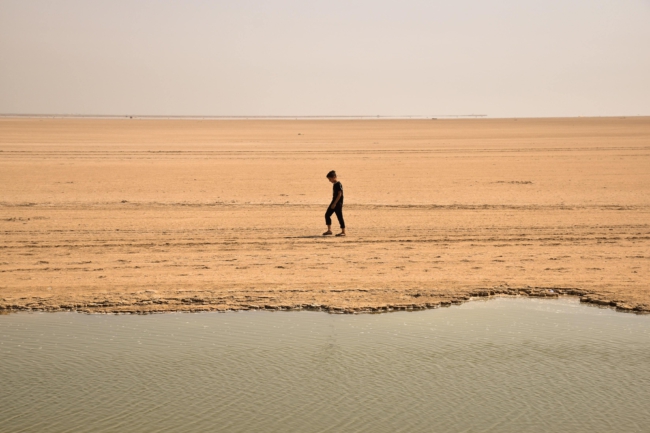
<box><xmin>1</xmin><ymin>0</ymin><xmax>649</xmax><ymax>117</ymax></box>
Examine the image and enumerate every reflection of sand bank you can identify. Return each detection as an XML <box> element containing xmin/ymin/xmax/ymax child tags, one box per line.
<box><xmin>1</xmin><ymin>117</ymin><xmax>649</xmax><ymax>313</ymax></box>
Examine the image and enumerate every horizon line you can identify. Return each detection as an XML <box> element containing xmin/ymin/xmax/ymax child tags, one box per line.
<box><xmin>0</xmin><ymin>113</ymin><xmax>488</xmax><ymax>119</ymax></box>
<box><xmin>1</xmin><ymin>114</ymin><xmax>648</xmax><ymax>120</ymax></box>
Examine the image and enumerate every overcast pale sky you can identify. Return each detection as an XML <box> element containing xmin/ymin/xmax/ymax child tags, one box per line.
<box><xmin>1</xmin><ymin>0</ymin><xmax>648</xmax><ymax>117</ymax></box>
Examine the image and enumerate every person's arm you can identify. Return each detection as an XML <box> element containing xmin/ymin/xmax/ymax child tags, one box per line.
<box><xmin>330</xmin><ymin>191</ymin><xmax>342</xmax><ymax>208</ymax></box>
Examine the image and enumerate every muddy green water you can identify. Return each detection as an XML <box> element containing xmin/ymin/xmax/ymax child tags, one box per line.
<box><xmin>1</xmin><ymin>298</ymin><xmax>649</xmax><ymax>433</ymax></box>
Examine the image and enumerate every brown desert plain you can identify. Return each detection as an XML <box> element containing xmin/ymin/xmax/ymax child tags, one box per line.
<box><xmin>0</xmin><ymin>117</ymin><xmax>649</xmax><ymax>314</ymax></box>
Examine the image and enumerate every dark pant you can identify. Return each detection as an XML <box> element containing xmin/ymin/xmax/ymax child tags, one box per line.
<box><xmin>325</xmin><ymin>204</ymin><xmax>345</xmax><ymax>229</ymax></box>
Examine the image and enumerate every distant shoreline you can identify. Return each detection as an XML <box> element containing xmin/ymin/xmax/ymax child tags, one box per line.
<box><xmin>0</xmin><ymin>114</ymin><xmax>488</xmax><ymax>120</ymax></box>
<box><xmin>3</xmin><ymin>114</ymin><xmax>648</xmax><ymax>121</ymax></box>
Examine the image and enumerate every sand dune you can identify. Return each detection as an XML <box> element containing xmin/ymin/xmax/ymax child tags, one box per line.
<box><xmin>1</xmin><ymin>117</ymin><xmax>649</xmax><ymax>313</ymax></box>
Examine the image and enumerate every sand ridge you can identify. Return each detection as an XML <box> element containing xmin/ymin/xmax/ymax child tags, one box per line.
<box><xmin>1</xmin><ymin>117</ymin><xmax>649</xmax><ymax>314</ymax></box>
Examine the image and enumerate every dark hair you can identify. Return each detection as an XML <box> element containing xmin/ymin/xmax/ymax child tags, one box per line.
<box><xmin>326</xmin><ymin>170</ymin><xmax>337</xmax><ymax>178</ymax></box>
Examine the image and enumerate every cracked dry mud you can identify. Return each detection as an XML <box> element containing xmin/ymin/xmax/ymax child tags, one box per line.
<box><xmin>1</xmin><ymin>117</ymin><xmax>649</xmax><ymax>314</ymax></box>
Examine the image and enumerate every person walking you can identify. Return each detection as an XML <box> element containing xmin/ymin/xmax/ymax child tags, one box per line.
<box><xmin>323</xmin><ymin>170</ymin><xmax>346</xmax><ymax>236</ymax></box>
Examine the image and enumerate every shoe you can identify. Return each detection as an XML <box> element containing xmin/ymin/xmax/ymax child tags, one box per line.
<box><xmin>322</xmin><ymin>231</ymin><xmax>333</xmax><ymax>236</ymax></box>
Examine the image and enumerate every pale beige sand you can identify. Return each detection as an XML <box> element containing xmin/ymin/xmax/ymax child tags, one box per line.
<box><xmin>1</xmin><ymin>117</ymin><xmax>649</xmax><ymax>313</ymax></box>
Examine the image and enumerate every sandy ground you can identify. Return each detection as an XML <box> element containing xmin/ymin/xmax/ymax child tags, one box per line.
<box><xmin>1</xmin><ymin>117</ymin><xmax>649</xmax><ymax>314</ymax></box>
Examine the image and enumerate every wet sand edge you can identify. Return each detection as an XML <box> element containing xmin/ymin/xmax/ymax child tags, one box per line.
<box><xmin>1</xmin><ymin>287</ymin><xmax>648</xmax><ymax>315</ymax></box>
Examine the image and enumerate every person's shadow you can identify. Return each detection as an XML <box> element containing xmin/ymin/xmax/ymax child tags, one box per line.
<box><xmin>284</xmin><ymin>235</ymin><xmax>324</xmax><ymax>239</ymax></box>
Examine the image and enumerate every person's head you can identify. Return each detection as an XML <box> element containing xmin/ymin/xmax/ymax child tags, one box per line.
<box><xmin>326</xmin><ymin>170</ymin><xmax>337</xmax><ymax>183</ymax></box>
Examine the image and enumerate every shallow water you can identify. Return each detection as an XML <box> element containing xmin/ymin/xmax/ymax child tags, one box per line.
<box><xmin>1</xmin><ymin>298</ymin><xmax>649</xmax><ymax>433</ymax></box>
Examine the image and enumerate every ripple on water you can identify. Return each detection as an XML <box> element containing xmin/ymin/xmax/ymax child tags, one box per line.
<box><xmin>1</xmin><ymin>297</ymin><xmax>649</xmax><ymax>433</ymax></box>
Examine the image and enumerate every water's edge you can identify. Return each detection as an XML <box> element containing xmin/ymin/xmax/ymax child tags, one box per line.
<box><xmin>2</xmin><ymin>287</ymin><xmax>648</xmax><ymax>316</ymax></box>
